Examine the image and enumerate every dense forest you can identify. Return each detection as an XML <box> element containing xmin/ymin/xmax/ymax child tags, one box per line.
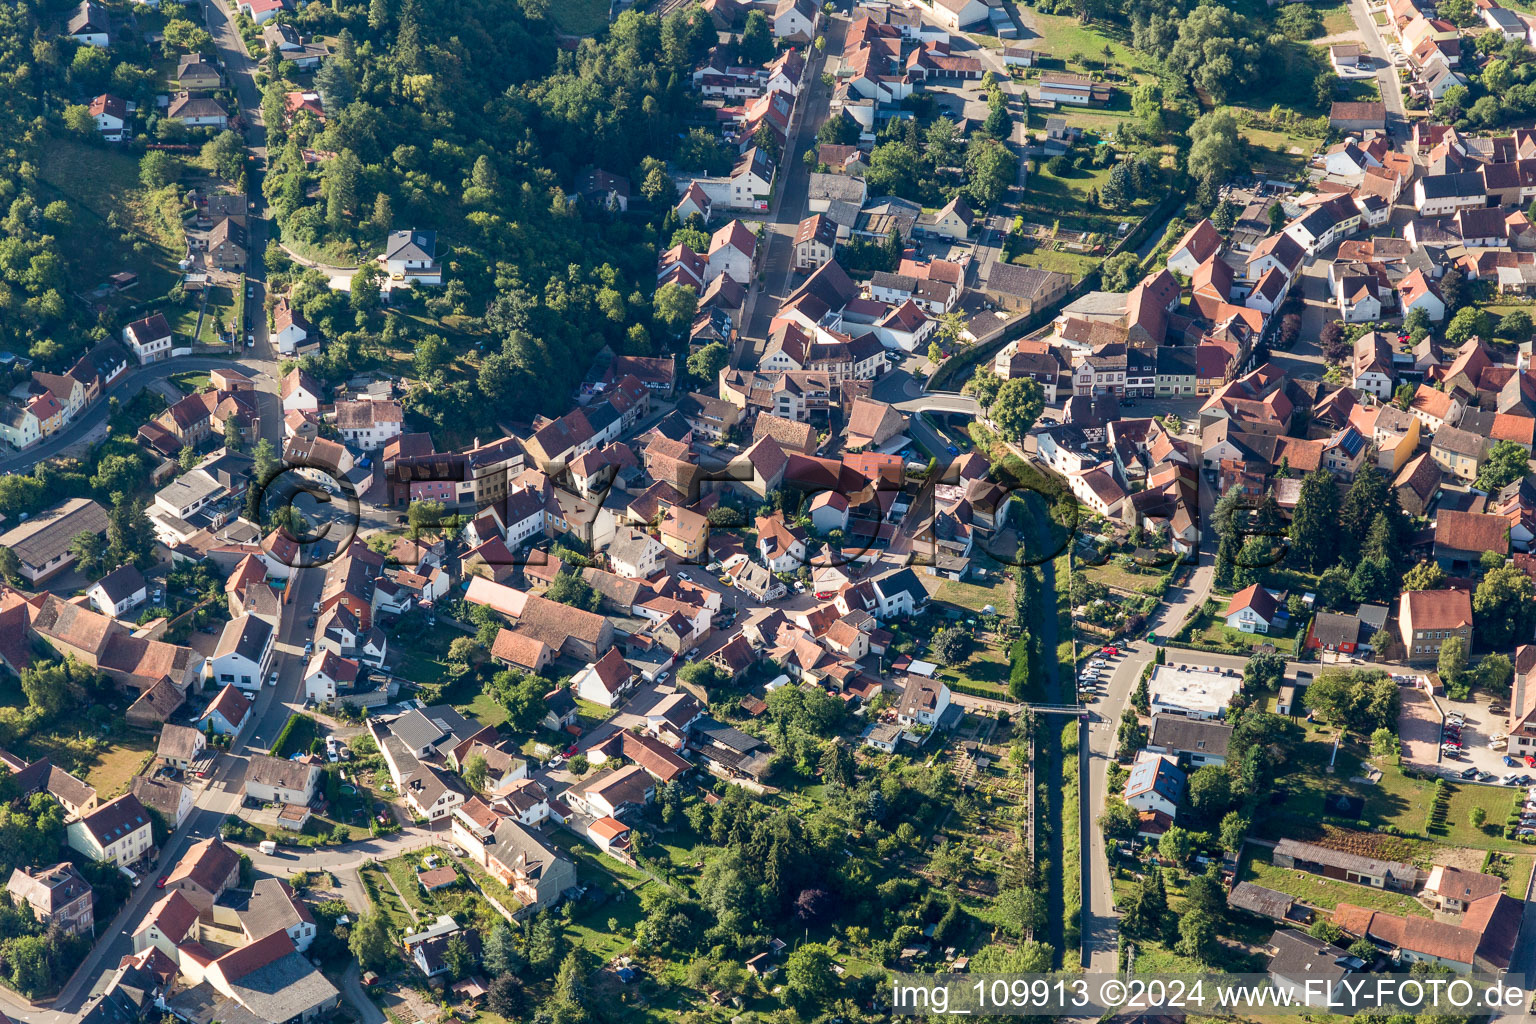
<box><xmin>263</xmin><ymin>0</ymin><xmax>720</xmax><ymax>432</ymax></box>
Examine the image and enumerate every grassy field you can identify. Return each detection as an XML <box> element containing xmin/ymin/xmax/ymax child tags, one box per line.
<box><xmin>1241</xmin><ymin>848</ymin><xmax>1432</xmax><ymax>916</ymax></box>
<box><xmin>1313</xmin><ymin>0</ymin><xmax>1358</xmax><ymax>36</ymax></box>
<box><xmin>1022</xmin><ymin>13</ymin><xmax>1154</xmax><ymax>75</ymax></box>
<box><xmin>359</xmin><ymin>863</ymin><xmax>415</xmax><ymax>934</ymax></box>
<box><xmin>37</xmin><ymin>139</ymin><xmax>187</xmax><ymax>311</ymax></box>
<box><xmin>934</xmin><ymin>578</ymin><xmax>1009</xmax><ymax>613</ymax></box>
<box><xmin>1241</xmin><ymin>127</ymin><xmax>1317</xmax><ymax>178</ymax></box>
<box><xmin>552</xmin><ymin>0</ymin><xmax>610</xmax><ymax>35</ymax></box>
<box><xmin>1007</xmin><ymin>246</ymin><xmax>1104</xmax><ymax>278</ymax></box>
<box><xmin>1079</xmin><ymin>557</ymin><xmax>1163</xmax><ymax>594</ymax></box>
<box><xmin>1264</xmin><ymin>730</ymin><xmax>1531</xmax><ymax>852</ymax></box>
<box><xmin>1021</xmin><ymin>160</ymin><xmax>1153</xmax><ymax>236</ymax></box>
<box><xmin>392</xmin><ymin>622</ymin><xmax>463</xmax><ymax>687</ymax></box>
<box><xmin>935</xmin><ymin>641</ymin><xmax>1012</xmax><ymax>697</ymax></box>
<box><xmin>82</xmin><ymin>736</ymin><xmax>157</xmax><ymax>799</ymax></box>
<box><xmin>16</xmin><ymin>721</ymin><xmax>156</xmax><ymax>801</ymax></box>
<box><xmin>169</xmin><ymin>371</ymin><xmax>212</xmax><ymax>394</ymax></box>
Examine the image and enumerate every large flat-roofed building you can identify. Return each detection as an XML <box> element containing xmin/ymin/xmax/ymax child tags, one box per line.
<box><xmin>0</xmin><ymin>497</ymin><xmax>109</xmax><ymax>583</ymax></box>
<box><xmin>1147</xmin><ymin>663</ymin><xmax>1243</xmax><ymax>720</ymax></box>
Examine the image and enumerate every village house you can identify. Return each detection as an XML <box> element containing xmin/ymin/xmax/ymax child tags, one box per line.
<box><xmin>1398</xmin><ymin>588</ymin><xmax>1474</xmax><ymax>660</ymax></box>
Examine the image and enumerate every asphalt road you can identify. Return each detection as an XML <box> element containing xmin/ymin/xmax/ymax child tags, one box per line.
<box><xmin>738</xmin><ymin>18</ymin><xmax>843</xmax><ymax>364</ymax></box>
<box><xmin>1345</xmin><ymin>0</ymin><xmax>1408</xmax><ymax>132</ymax></box>
<box><xmin>1079</xmin><ymin>557</ymin><xmax>1214</xmax><ymax>971</ymax></box>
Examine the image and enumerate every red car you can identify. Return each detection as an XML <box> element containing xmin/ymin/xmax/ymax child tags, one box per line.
<box><xmin>1100</xmin><ymin>646</ymin><xmax>1118</xmax><ymax>656</ymax></box>
<box><xmin>155</xmin><ymin>876</ymin><xmax>169</xmax><ymax>889</ymax></box>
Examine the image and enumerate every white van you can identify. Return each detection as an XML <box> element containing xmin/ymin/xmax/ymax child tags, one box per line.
<box><xmin>259</xmin><ymin>840</ymin><xmax>278</xmax><ymax>855</ymax></box>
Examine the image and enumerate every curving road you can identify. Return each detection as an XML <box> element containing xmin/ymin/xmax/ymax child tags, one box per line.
<box><xmin>0</xmin><ymin>356</ymin><xmax>281</xmax><ymax>473</ymax></box>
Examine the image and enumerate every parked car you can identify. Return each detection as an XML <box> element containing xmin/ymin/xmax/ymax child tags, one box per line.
<box><xmin>267</xmin><ymin>671</ymin><xmax>278</xmax><ymax>686</ymax></box>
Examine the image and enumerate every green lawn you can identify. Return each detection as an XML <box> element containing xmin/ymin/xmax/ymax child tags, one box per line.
<box><xmin>935</xmin><ymin>641</ymin><xmax>1012</xmax><ymax>697</ymax></box>
<box><xmin>1079</xmin><ymin>557</ymin><xmax>1163</xmax><ymax>594</ymax></box>
<box><xmin>37</xmin><ymin>138</ymin><xmax>188</xmax><ymax>316</ymax></box>
<box><xmin>1021</xmin><ymin>161</ymin><xmax>1154</xmax><ymax>235</ymax></box>
<box><xmin>392</xmin><ymin>621</ymin><xmax>465</xmax><ymax>687</ymax></box>
<box><xmin>574</xmin><ymin>697</ymin><xmax>616</xmax><ymax>729</ymax></box>
<box><xmin>934</xmin><ymin>579</ymin><xmax>1009</xmax><ymax>613</ymax></box>
<box><xmin>546</xmin><ymin>828</ymin><xmax>652</xmax><ymax>887</ymax></box>
<box><xmin>1265</xmin><ymin>731</ymin><xmax>1529</xmax><ymax>852</ymax></box>
<box><xmin>1313</xmin><ymin>0</ymin><xmax>1358</xmax><ymax>36</ymax></box>
<box><xmin>1007</xmin><ymin>247</ymin><xmax>1104</xmax><ymax>279</ymax></box>
<box><xmin>1241</xmin><ymin>127</ymin><xmax>1317</xmax><ymax>177</ymax></box>
<box><xmin>15</xmin><ymin>716</ymin><xmax>156</xmax><ymax>801</ymax></box>
<box><xmin>1241</xmin><ymin>848</ymin><xmax>1432</xmax><ymax>917</ymax></box>
<box><xmin>552</xmin><ymin>0</ymin><xmax>609</xmax><ymax>35</ymax></box>
<box><xmin>359</xmin><ymin>863</ymin><xmax>414</xmax><ymax>935</ymax></box>
<box><xmin>169</xmin><ymin>371</ymin><xmax>212</xmax><ymax>394</ymax></box>
<box><xmin>1192</xmin><ymin>619</ymin><xmax>1299</xmax><ymax>655</ymax></box>
<box><xmin>1022</xmin><ymin>13</ymin><xmax>1152</xmax><ymax>74</ymax></box>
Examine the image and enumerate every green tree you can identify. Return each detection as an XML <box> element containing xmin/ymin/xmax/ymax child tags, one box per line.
<box><xmin>653</xmin><ymin>281</ymin><xmax>698</xmax><ymax>335</ymax></box>
<box><xmin>1476</xmin><ymin>440</ymin><xmax>1531</xmax><ymax>492</ymax></box>
<box><xmin>784</xmin><ymin>943</ymin><xmax>838</xmax><ymax>1003</ymax></box>
<box><xmin>1187</xmin><ymin>107</ymin><xmax>1241</xmax><ymax>184</ymax></box>
<box><xmin>963</xmin><ymin>365</ymin><xmax>1003</xmax><ymax>411</ymax></box>
<box><xmin>932</xmin><ymin>626</ymin><xmax>972</xmax><ymax>666</ymax></box>
<box><xmin>201</xmin><ymin>130</ymin><xmax>246</xmax><ymax>182</ymax></box>
<box><xmin>482</xmin><ymin>921</ymin><xmax>515</xmax><ymax>976</ymax></box>
<box><xmin>1243</xmin><ymin>651</ymin><xmax>1287</xmax><ymax>691</ymax></box>
<box><xmin>1218</xmin><ymin>811</ymin><xmax>1249</xmax><ymax>853</ymax></box>
<box><xmin>140</xmin><ymin>150</ymin><xmax>182</xmax><ymax>189</ymax></box>
<box><xmin>965</xmin><ymin>137</ymin><xmax>1017</xmax><ymax>208</ymax></box>
<box><xmin>349</xmin><ymin>913</ymin><xmax>394</xmax><ymax>971</ymax></box>
<box><xmin>325</xmin><ymin>149</ymin><xmax>362</xmax><ymax>225</ymax></box>
<box><xmin>1100</xmin><ymin>798</ymin><xmax>1138</xmax><ymax>843</ymax></box>
<box><xmin>407</xmin><ymin>498</ymin><xmax>445</xmax><ymax>538</ymax></box>
<box><xmin>739</xmin><ymin>10</ymin><xmax>774</xmax><ymax>64</ymax></box>
<box><xmin>678</xmin><ymin>660</ymin><xmax>730</xmax><ymax>690</ymax></box>
<box><xmin>1438</xmin><ymin>635</ymin><xmax>1468</xmax><ymax>684</ymax></box>
<box><xmin>1158</xmin><ymin>825</ymin><xmax>1195</xmax><ymax>866</ymax></box>
<box><xmin>0</xmin><ymin>546</ymin><xmax>21</xmax><ymax>584</ymax></box>
<box><xmin>990</xmin><ymin>377</ymin><xmax>1044</xmax><ymax>443</ymax></box>
<box><xmin>1179</xmin><ymin>908</ymin><xmax>1216</xmax><ymax>964</ymax></box>
<box><xmin>1402</xmin><ymin>561</ymin><xmax>1447</xmax><ymax>591</ymax></box>
<box><xmin>350</xmin><ymin>265</ymin><xmax>383</xmax><ymax>316</ymax></box>
<box><xmin>1474</xmin><ymin>564</ymin><xmax>1534</xmax><ymax>648</ymax></box>
<box><xmin>62</xmin><ymin>104</ymin><xmax>97</xmax><ymax>137</ymax></box>
<box><xmin>1498</xmin><ymin>310</ymin><xmax>1534</xmax><ymax>342</ymax></box>
<box><xmin>1478</xmin><ymin>652</ymin><xmax>1514</xmax><ymax>694</ymax></box>
<box><xmin>546</xmin><ymin>570</ymin><xmax>600</xmax><ymax>612</ymax></box>
<box><xmin>1288</xmin><ymin>469</ymin><xmax>1341</xmax><ymax>571</ymax></box>
<box><xmin>686</xmin><ymin>341</ymin><xmax>728</xmax><ymax>383</ymax></box>
<box><xmin>1444</xmin><ymin>306</ymin><xmax>1493</xmax><ymax>346</ymax></box>
<box><xmin>1101</xmin><ymin>251</ymin><xmax>1141</xmax><ymax>291</ymax></box>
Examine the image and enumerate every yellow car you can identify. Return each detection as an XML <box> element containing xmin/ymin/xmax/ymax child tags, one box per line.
<box><xmin>719</xmin><ymin>576</ymin><xmax>733</xmax><ymax>586</ymax></box>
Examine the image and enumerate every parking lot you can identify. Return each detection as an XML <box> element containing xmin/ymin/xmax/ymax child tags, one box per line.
<box><xmin>1076</xmin><ymin>644</ymin><xmax>1124</xmax><ymax>701</ymax></box>
<box><xmin>1429</xmin><ymin>687</ymin><xmax>1536</xmax><ymax>788</ymax></box>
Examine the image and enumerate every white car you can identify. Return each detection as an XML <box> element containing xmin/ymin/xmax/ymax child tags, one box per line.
<box><xmin>267</xmin><ymin>671</ymin><xmax>278</xmax><ymax>686</ymax></box>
